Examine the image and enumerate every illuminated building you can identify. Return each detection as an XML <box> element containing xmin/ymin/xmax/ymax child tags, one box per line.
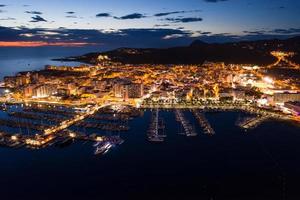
<box><xmin>32</xmin><ymin>84</ymin><xmax>56</xmax><ymax>98</ymax></box>
<box><xmin>57</xmin><ymin>88</ymin><xmax>70</xmax><ymax>96</ymax></box>
<box><xmin>127</xmin><ymin>83</ymin><xmax>144</xmax><ymax>98</ymax></box>
<box><xmin>23</xmin><ymin>85</ymin><xmax>36</xmax><ymax>98</ymax></box>
<box><xmin>3</xmin><ymin>76</ymin><xmax>16</xmax><ymax>87</ymax></box>
<box><xmin>273</xmin><ymin>93</ymin><xmax>300</xmax><ymax>103</ymax></box>
<box><xmin>232</xmin><ymin>89</ymin><xmax>245</xmax><ymax>101</ymax></box>
<box><xmin>114</xmin><ymin>83</ymin><xmax>126</xmax><ymax>98</ymax></box>
<box><xmin>16</xmin><ymin>74</ymin><xmax>30</xmax><ymax>86</ymax></box>
<box><xmin>32</xmin><ymin>73</ymin><xmax>46</xmax><ymax>83</ymax></box>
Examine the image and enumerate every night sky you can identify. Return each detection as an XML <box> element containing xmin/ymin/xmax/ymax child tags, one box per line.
<box><xmin>0</xmin><ymin>0</ymin><xmax>299</xmax><ymax>48</ymax></box>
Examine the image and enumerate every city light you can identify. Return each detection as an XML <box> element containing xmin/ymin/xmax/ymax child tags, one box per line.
<box><xmin>263</xmin><ymin>76</ymin><xmax>274</xmax><ymax>84</ymax></box>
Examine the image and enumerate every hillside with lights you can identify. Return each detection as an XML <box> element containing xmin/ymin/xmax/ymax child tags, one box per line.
<box><xmin>57</xmin><ymin>36</ymin><xmax>300</xmax><ymax>66</ymax></box>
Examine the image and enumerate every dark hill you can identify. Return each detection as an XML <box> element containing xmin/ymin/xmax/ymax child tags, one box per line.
<box><xmin>58</xmin><ymin>36</ymin><xmax>300</xmax><ymax>65</ymax></box>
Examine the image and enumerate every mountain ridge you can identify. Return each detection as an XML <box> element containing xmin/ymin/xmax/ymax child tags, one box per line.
<box><xmin>57</xmin><ymin>36</ymin><xmax>300</xmax><ymax>65</ymax></box>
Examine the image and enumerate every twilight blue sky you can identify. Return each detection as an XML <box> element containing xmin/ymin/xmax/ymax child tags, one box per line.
<box><xmin>0</xmin><ymin>0</ymin><xmax>300</xmax><ymax>48</ymax></box>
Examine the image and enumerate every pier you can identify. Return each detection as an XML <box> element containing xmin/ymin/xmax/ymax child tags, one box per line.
<box><xmin>147</xmin><ymin>109</ymin><xmax>165</xmax><ymax>142</ymax></box>
<box><xmin>0</xmin><ymin>130</ymin><xmax>123</xmax><ymax>150</ymax></box>
<box><xmin>174</xmin><ymin>109</ymin><xmax>197</xmax><ymax>137</ymax></box>
<box><xmin>238</xmin><ymin>115</ymin><xmax>270</xmax><ymax>129</ymax></box>
<box><xmin>42</xmin><ymin>104</ymin><xmax>106</xmax><ymax>136</ymax></box>
<box><xmin>192</xmin><ymin>109</ymin><xmax>215</xmax><ymax>135</ymax></box>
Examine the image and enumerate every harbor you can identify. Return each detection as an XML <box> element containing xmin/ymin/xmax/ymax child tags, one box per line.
<box><xmin>237</xmin><ymin>115</ymin><xmax>271</xmax><ymax>130</ymax></box>
<box><xmin>0</xmin><ymin>102</ymin><xmax>298</xmax><ymax>153</ymax></box>
<box><xmin>0</xmin><ymin>129</ymin><xmax>123</xmax><ymax>151</ymax></box>
<box><xmin>174</xmin><ymin>109</ymin><xmax>197</xmax><ymax>137</ymax></box>
<box><xmin>147</xmin><ymin>109</ymin><xmax>166</xmax><ymax>142</ymax></box>
<box><xmin>192</xmin><ymin>109</ymin><xmax>215</xmax><ymax>135</ymax></box>
<box><xmin>0</xmin><ymin>106</ymin><xmax>300</xmax><ymax>199</ymax></box>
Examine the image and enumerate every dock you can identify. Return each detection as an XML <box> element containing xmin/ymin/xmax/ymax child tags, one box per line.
<box><xmin>192</xmin><ymin>109</ymin><xmax>215</xmax><ymax>135</ymax></box>
<box><xmin>0</xmin><ymin>130</ymin><xmax>123</xmax><ymax>150</ymax></box>
<box><xmin>174</xmin><ymin>109</ymin><xmax>197</xmax><ymax>137</ymax></box>
<box><xmin>147</xmin><ymin>109</ymin><xmax>165</xmax><ymax>142</ymax></box>
<box><xmin>237</xmin><ymin>115</ymin><xmax>270</xmax><ymax>129</ymax></box>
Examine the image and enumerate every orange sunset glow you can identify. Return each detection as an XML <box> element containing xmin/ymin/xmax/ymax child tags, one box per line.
<box><xmin>0</xmin><ymin>41</ymin><xmax>95</xmax><ymax>47</ymax></box>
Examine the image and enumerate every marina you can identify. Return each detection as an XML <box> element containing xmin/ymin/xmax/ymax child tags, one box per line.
<box><xmin>8</xmin><ymin>111</ymin><xmax>66</xmax><ymax>123</ymax></box>
<box><xmin>0</xmin><ymin>118</ymin><xmax>50</xmax><ymax>131</ymax></box>
<box><xmin>23</xmin><ymin>107</ymin><xmax>76</xmax><ymax>117</ymax></box>
<box><xmin>0</xmin><ymin>129</ymin><xmax>124</xmax><ymax>152</ymax></box>
<box><xmin>192</xmin><ymin>109</ymin><xmax>215</xmax><ymax>135</ymax></box>
<box><xmin>74</xmin><ymin>121</ymin><xmax>130</xmax><ymax>131</ymax></box>
<box><xmin>174</xmin><ymin>109</ymin><xmax>197</xmax><ymax>137</ymax></box>
<box><xmin>238</xmin><ymin>115</ymin><xmax>271</xmax><ymax>130</ymax></box>
<box><xmin>1</xmin><ymin>2</ymin><xmax>300</xmax><ymax>198</ymax></box>
<box><xmin>147</xmin><ymin>109</ymin><xmax>166</xmax><ymax>142</ymax></box>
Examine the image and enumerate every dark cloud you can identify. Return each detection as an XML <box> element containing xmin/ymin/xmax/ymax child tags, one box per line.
<box><xmin>96</xmin><ymin>13</ymin><xmax>111</xmax><ymax>17</ymax></box>
<box><xmin>201</xmin><ymin>31</ymin><xmax>212</xmax><ymax>35</ymax></box>
<box><xmin>0</xmin><ymin>4</ymin><xmax>7</xmax><ymax>7</ymax></box>
<box><xmin>154</xmin><ymin>24</ymin><xmax>170</xmax><ymax>27</ymax></box>
<box><xmin>66</xmin><ymin>15</ymin><xmax>77</xmax><ymax>18</ymax></box>
<box><xmin>114</xmin><ymin>13</ymin><xmax>146</xmax><ymax>20</ymax></box>
<box><xmin>0</xmin><ymin>26</ymin><xmax>299</xmax><ymax>49</ymax></box>
<box><xmin>0</xmin><ymin>26</ymin><xmax>192</xmax><ymax>48</ymax></box>
<box><xmin>30</xmin><ymin>15</ymin><xmax>47</xmax><ymax>22</ymax></box>
<box><xmin>154</xmin><ymin>11</ymin><xmax>184</xmax><ymax>17</ymax></box>
<box><xmin>25</xmin><ymin>11</ymin><xmax>43</xmax><ymax>15</ymax></box>
<box><xmin>66</xmin><ymin>11</ymin><xmax>75</xmax><ymax>14</ymax></box>
<box><xmin>203</xmin><ymin>0</ymin><xmax>229</xmax><ymax>2</ymax></box>
<box><xmin>271</xmin><ymin>28</ymin><xmax>300</xmax><ymax>34</ymax></box>
<box><xmin>243</xmin><ymin>30</ymin><xmax>266</xmax><ymax>35</ymax></box>
<box><xmin>0</xmin><ymin>17</ymin><xmax>16</xmax><ymax>20</ymax></box>
<box><xmin>165</xmin><ymin>17</ymin><xmax>203</xmax><ymax>23</ymax></box>
<box><xmin>154</xmin><ymin>10</ymin><xmax>201</xmax><ymax>17</ymax></box>
<box><xmin>288</xmin><ymin>28</ymin><xmax>300</xmax><ymax>33</ymax></box>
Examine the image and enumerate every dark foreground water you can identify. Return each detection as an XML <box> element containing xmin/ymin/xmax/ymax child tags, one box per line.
<box><xmin>1</xmin><ymin>110</ymin><xmax>300</xmax><ymax>200</ymax></box>
<box><xmin>1</xmin><ymin>48</ymin><xmax>300</xmax><ymax>199</ymax></box>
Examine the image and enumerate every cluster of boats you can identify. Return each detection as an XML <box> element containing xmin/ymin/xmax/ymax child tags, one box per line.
<box><xmin>90</xmin><ymin>114</ymin><xmax>132</xmax><ymax>121</ymax></box>
<box><xmin>0</xmin><ymin>104</ymin><xmax>7</xmax><ymax>111</ymax></box>
<box><xmin>94</xmin><ymin>136</ymin><xmax>124</xmax><ymax>155</ymax></box>
<box><xmin>147</xmin><ymin>109</ymin><xmax>166</xmax><ymax>142</ymax></box>
<box><xmin>192</xmin><ymin>110</ymin><xmax>215</xmax><ymax>135</ymax></box>
<box><xmin>8</xmin><ymin>111</ymin><xmax>64</xmax><ymax>123</ymax></box>
<box><xmin>236</xmin><ymin>115</ymin><xmax>270</xmax><ymax>130</ymax></box>
<box><xmin>75</xmin><ymin>121</ymin><xmax>129</xmax><ymax>131</ymax></box>
<box><xmin>24</xmin><ymin>107</ymin><xmax>75</xmax><ymax>117</ymax></box>
<box><xmin>0</xmin><ymin>135</ymin><xmax>24</xmax><ymax>148</ymax></box>
<box><xmin>99</xmin><ymin>106</ymin><xmax>142</xmax><ymax>117</ymax></box>
<box><xmin>175</xmin><ymin>109</ymin><xmax>197</xmax><ymax>137</ymax></box>
<box><xmin>0</xmin><ymin>118</ymin><xmax>49</xmax><ymax>131</ymax></box>
<box><xmin>94</xmin><ymin>141</ymin><xmax>113</xmax><ymax>155</ymax></box>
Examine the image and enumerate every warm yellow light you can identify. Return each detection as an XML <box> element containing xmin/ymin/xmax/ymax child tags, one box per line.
<box><xmin>263</xmin><ymin>76</ymin><xmax>274</xmax><ymax>84</ymax></box>
<box><xmin>96</xmin><ymin>136</ymin><xmax>103</xmax><ymax>142</ymax></box>
<box><xmin>69</xmin><ymin>133</ymin><xmax>76</xmax><ymax>138</ymax></box>
<box><xmin>11</xmin><ymin>135</ymin><xmax>18</xmax><ymax>141</ymax></box>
